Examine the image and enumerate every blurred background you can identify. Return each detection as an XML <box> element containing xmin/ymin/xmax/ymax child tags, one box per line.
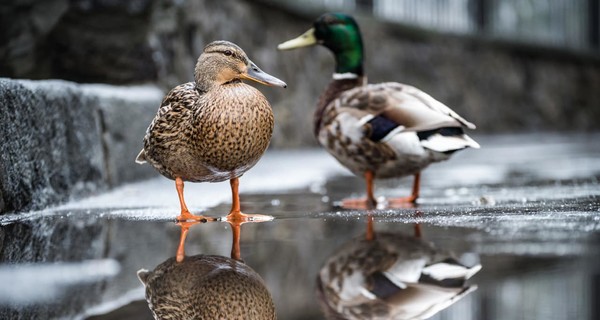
<box><xmin>2</xmin><ymin>0</ymin><xmax>599</xmax><ymax>148</ymax></box>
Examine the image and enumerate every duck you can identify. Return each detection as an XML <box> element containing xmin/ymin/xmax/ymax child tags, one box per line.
<box><xmin>136</xmin><ymin>40</ymin><xmax>286</xmax><ymax>222</ymax></box>
<box><xmin>138</xmin><ymin>251</ymin><xmax>276</xmax><ymax>319</ymax></box>
<box><xmin>137</xmin><ymin>218</ymin><xmax>276</xmax><ymax>319</ymax></box>
<box><xmin>316</xmin><ymin>215</ymin><xmax>481</xmax><ymax>319</ymax></box>
<box><xmin>278</xmin><ymin>13</ymin><xmax>479</xmax><ymax>209</ymax></box>
<box><xmin>138</xmin><ymin>255</ymin><xmax>277</xmax><ymax>319</ymax></box>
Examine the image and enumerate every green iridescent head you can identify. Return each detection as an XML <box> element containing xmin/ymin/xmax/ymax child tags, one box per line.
<box><xmin>278</xmin><ymin>13</ymin><xmax>364</xmax><ymax>76</ymax></box>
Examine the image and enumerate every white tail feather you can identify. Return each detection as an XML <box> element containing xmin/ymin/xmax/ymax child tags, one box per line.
<box><xmin>135</xmin><ymin>149</ymin><xmax>147</xmax><ymax>164</ymax></box>
<box><xmin>421</xmin><ymin>134</ymin><xmax>480</xmax><ymax>152</ymax></box>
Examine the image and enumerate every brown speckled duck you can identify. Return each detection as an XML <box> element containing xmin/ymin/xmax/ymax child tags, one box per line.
<box><xmin>138</xmin><ymin>255</ymin><xmax>277</xmax><ymax>320</ymax></box>
<box><xmin>278</xmin><ymin>14</ymin><xmax>479</xmax><ymax>209</ymax></box>
<box><xmin>138</xmin><ymin>255</ymin><xmax>276</xmax><ymax>320</ymax></box>
<box><xmin>136</xmin><ymin>40</ymin><xmax>286</xmax><ymax>222</ymax></box>
<box><xmin>138</xmin><ymin>219</ymin><xmax>276</xmax><ymax>319</ymax></box>
<box><xmin>138</xmin><ymin>254</ymin><xmax>277</xmax><ymax>320</ymax></box>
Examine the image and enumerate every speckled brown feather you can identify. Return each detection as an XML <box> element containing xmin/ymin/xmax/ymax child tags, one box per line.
<box><xmin>139</xmin><ymin>255</ymin><xmax>276</xmax><ymax>320</ymax></box>
<box><xmin>314</xmin><ymin>77</ymin><xmax>365</xmax><ymax>137</ymax></box>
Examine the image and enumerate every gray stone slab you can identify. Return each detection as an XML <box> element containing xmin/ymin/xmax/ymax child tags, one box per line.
<box><xmin>0</xmin><ymin>78</ymin><xmax>163</xmax><ymax>214</ymax></box>
<box><xmin>80</xmin><ymin>84</ymin><xmax>163</xmax><ymax>187</ymax></box>
<box><xmin>0</xmin><ymin>79</ymin><xmax>104</xmax><ymax>213</ymax></box>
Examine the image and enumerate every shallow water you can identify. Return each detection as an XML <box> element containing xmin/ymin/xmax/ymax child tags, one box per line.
<box><xmin>0</xmin><ymin>134</ymin><xmax>599</xmax><ymax>320</ymax></box>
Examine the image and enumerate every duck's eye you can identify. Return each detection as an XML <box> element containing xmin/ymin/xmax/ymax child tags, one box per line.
<box><xmin>224</xmin><ymin>50</ymin><xmax>233</xmax><ymax>56</ymax></box>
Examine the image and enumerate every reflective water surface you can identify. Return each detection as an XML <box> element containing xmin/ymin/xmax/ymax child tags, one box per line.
<box><xmin>0</xmin><ymin>134</ymin><xmax>599</xmax><ymax>320</ymax></box>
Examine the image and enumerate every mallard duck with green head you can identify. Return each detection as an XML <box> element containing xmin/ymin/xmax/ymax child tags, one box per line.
<box><xmin>317</xmin><ymin>216</ymin><xmax>481</xmax><ymax>319</ymax></box>
<box><xmin>278</xmin><ymin>14</ymin><xmax>479</xmax><ymax>208</ymax></box>
<box><xmin>137</xmin><ymin>40</ymin><xmax>286</xmax><ymax>222</ymax></box>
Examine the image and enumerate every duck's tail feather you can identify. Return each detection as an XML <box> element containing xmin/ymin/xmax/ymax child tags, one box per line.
<box><xmin>135</xmin><ymin>149</ymin><xmax>147</xmax><ymax>164</ymax></box>
<box><xmin>418</xmin><ymin>127</ymin><xmax>480</xmax><ymax>153</ymax></box>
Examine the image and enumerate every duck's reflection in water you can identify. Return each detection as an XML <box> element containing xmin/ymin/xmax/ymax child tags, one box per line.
<box><xmin>137</xmin><ymin>219</ymin><xmax>276</xmax><ymax>320</ymax></box>
<box><xmin>317</xmin><ymin>213</ymin><xmax>481</xmax><ymax>320</ymax></box>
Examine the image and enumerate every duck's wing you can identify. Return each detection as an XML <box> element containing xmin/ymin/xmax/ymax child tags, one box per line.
<box><xmin>420</xmin><ymin>258</ymin><xmax>482</xmax><ymax>285</ymax></box>
<box><xmin>136</xmin><ymin>82</ymin><xmax>198</xmax><ymax>164</ymax></box>
<box><xmin>337</xmin><ymin>82</ymin><xmax>479</xmax><ymax>152</ymax></box>
<box><xmin>369</xmin><ymin>258</ymin><xmax>481</xmax><ymax>319</ymax></box>
<box><xmin>339</xmin><ymin>82</ymin><xmax>475</xmax><ymax>131</ymax></box>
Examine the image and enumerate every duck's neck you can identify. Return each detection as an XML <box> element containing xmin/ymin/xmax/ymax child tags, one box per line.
<box><xmin>313</xmin><ymin>75</ymin><xmax>366</xmax><ymax>137</ymax></box>
<box><xmin>314</xmin><ymin>39</ymin><xmax>365</xmax><ymax>136</ymax></box>
<box><xmin>194</xmin><ymin>58</ymin><xmax>226</xmax><ymax>93</ymax></box>
<box><xmin>194</xmin><ymin>73</ymin><xmax>215</xmax><ymax>93</ymax></box>
<box><xmin>332</xmin><ymin>41</ymin><xmax>364</xmax><ymax>76</ymax></box>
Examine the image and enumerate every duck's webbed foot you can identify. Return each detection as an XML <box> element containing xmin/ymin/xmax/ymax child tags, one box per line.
<box><xmin>340</xmin><ymin>197</ymin><xmax>378</xmax><ymax>210</ymax></box>
<box><xmin>341</xmin><ymin>170</ymin><xmax>377</xmax><ymax>210</ymax></box>
<box><xmin>223</xmin><ymin>211</ymin><xmax>274</xmax><ymax>223</ymax></box>
<box><xmin>175</xmin><ymin>177</ymin><xmax>216</xmax><ymax>223</ymax></box>
<box><xmin>224</xmin><ymin>177</ymin><xmax>274</xmax><ymax>223</ymax></box>
<box><xmin>388</xmin><ymin>172</ymin><xmax>421</xmax><ymax>208</ymax></box>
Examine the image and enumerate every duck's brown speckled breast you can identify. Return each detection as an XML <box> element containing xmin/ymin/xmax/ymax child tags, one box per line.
<box><xmin>193</xmin><ymin>83</ymin><xmax>274</xmax><ymax>179</ymax></box>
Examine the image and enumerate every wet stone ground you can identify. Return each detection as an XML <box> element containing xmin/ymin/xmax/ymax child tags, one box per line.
<box><xmin>0</xmin><ymin>133</ymin><xmax>599</xmax><ymax>320</ymax></box>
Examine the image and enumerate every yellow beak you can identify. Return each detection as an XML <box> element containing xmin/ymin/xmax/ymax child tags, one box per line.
<box><xmin>277</xmin><ymin>28</ymin><xmax>317</xmax><ymax>50</ymax></box>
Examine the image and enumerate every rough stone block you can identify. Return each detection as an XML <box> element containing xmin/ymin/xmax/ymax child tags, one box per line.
<box><xmin>0</xmin><ymin>78</ymin><xmax>163</xmax><ymax>214</ymax></box>
<box><xmin>0</xmin><ymin>79</ymin><xmax>105</xmax><ymax>213</ymax></box>
<box><xmin>80</xmin><ymin>84</ymin><xmax>163</xmax><ymax>187</ymax></box>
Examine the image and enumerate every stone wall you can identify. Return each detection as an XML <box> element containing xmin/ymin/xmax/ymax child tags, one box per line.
<box><xmin>0</xmin><ymin>79</ymin><xmax>162</xmax><ymax>214</ymax></box>
<box><xmin>0</xmin><ymin>0</ymin><xmax>156</xmax><ymax>83</ymax></box>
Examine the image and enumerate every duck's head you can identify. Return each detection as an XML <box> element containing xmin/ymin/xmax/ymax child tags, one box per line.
<box><xmin>195</xmin><ymin>41</ymin><xmax>286</xmax><ymax>91</ymax></box>
<box><xmin>278</xmin><ymin>13</ymin><xmax>364</xmax><ymax>76</ymax></box>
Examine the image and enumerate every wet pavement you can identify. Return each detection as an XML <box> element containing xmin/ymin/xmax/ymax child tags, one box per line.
<box><xmin>0</xmin><ymin>133</ymin><xmax>599</xmax><ymax>320</ymax></box>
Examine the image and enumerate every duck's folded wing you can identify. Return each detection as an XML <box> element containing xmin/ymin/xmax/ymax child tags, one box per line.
<box><xmin>338</xmin><ymin>82</ymin><xmax>476</xmax><ymax>132</ymax></box>
<box><xmin>390</xmin><ymin>83</ymin><xmax>476</xmax><ymax>130</ymax></box>
<box><xmin>137</xmin><ymin>82</ymin><xmax>198</xmax><ymax>164</ymax></box>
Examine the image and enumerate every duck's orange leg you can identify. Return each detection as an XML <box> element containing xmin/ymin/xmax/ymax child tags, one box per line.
<box><xmin>229</xmin><ymin>220</ymin><xmax>242</xmax><ymax>261</ymax></box>
<box><xmin>389</xmin><ymin>173</ymin><xmax>420</xmax><ymax>207</ymax></box>
<box><xmin>341</xmin><ymin>170</ymin><xmax>377</xmax><ymax>210</ymax></box>
<box><xmin>223</xmin><ymin>177</ymin><xmax>273</xmax><ymax>222</ymax></box>
<box><xmin>413</xmin><ymin>223</ymin><xmax>422</xmax><ymax>239</ymax></box>
<box><xmin>176</xmin><ymin>219</ymin><xmax>214</xmax><ymax>263</ymax></box>
<box><xmin>413</xmin><ymin>211</ymin><xmax>423</xmax><ymax>238</ymax></box>
<box><xmin>175</xmin><ymin>177</ymin><xmax>215</xmax><ymax>222</ymax></box>
<box><xmin>226</xmin><ymin>211</ymin><xmax>271</xmax><ymax>261</ymax></box>
<box><xmin>175</xmin><ymin>221</ymin><xmax>194</xmax><ymax>263</ymax></box>
<box><xmin>365</xmin><ymin>212</ymin><xmax>375</xmax><ymax>241</ymax></box>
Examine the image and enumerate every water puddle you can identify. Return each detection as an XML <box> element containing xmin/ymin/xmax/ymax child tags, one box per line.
<box><xmin>0</xmin><ymin>173</ymin><xmax>598</xmax><ymax>320</ymax></box>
